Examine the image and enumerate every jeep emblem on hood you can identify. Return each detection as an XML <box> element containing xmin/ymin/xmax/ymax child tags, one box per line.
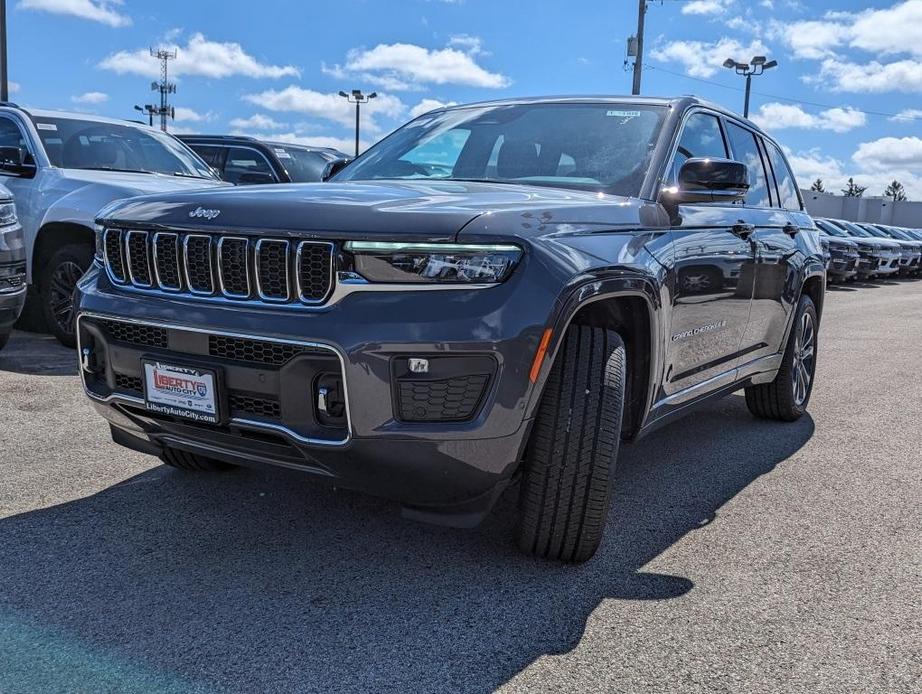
<box><xmin>189</xmin><ymin>206</ymin><xmax>221</xmax><ymax>220</ymax></box>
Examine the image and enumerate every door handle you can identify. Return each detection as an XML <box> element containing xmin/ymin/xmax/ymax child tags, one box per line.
<box><xmin>731</xmin><ymin>223</ymin><xmax>755</xmax><ymax>240</ymax></box>
<box><xmin>783</xmin><ymin>223</ymin><xmax>800</xmax><ymax>237</ymax></box>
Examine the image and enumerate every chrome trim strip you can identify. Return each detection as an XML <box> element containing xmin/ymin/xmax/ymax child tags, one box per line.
<box><xmin>295</xmin><ymin>240</ymin><xmax>335</xmax><ymax>305</ymax></box>
<box><xmin>103</xmin><ymin>228</ymin><xmax>127</xmax><ymax>284</ymax></box>
<box><xmin>125</xmin><ymin>230</ymin><xmax>153</xmax><ymax>288</ymax></box>
<box><xmin>216</xmin><ymin>236</ymin><xmax>251</xmax><ymax>299</ymax></box>
<box><xmin>254</xmin><ymin>238</ymin><xmax>291</xmax><ymax>302</ymax></box>
<box><xmin>151</xmin><ymin>232</ymin><xmax>182</xmax><ymax>292</ymax></box>
<box><xmin>76</xmin><ymin>311</ymin><xmax>352</xmax><ymax>447</ymax></box>
<box><xmin>182</xmin><ymin>234</ymin><xmax>215</xmax><ymax>295</ymax></box>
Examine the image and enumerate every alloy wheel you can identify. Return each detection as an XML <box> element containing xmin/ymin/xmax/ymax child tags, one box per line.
<box><xmin>48</xmin><ymin>260</ymin><xmax>84</xmax><ymax>338</ymax></box>
<box><xmin>792</xmin><ymin>311</ymin><xmax>815</xmax><ymax>406</ymax></box>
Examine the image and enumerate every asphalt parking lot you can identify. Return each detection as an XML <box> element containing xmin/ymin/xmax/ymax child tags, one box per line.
<box><xmin>1</xmin><ymin>279</ymin><xmax>920</xmax><ymax>694</ymax></box>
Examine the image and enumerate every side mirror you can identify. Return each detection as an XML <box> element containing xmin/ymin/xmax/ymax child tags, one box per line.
<box><xmin>0</xmin><ymin>146</ymin><xmax>36</xmax><ymax>178</ymax></box>
<box><xmin>321</xmin><ymin>158</ymin><xmax>351</xmax><ymax>182</ymax></box>
<box><xmin>662</xmin><ymin>157</ymin><xmax>749</xmax><ymax>205</ymax></box>
<box><xmin>236</xmin><ymin>171</ymin><xmax>277</xmax><ymax>185</ymax></box>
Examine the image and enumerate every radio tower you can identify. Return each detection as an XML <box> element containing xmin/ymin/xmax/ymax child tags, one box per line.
<box><xmin>150</xmin><ymin>47</ymin><xmax>176</xmax><ymax>132</ymax></box>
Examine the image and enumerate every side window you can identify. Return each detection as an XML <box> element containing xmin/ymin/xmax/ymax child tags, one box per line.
<box><xmin>188</xmin><ymin>145</ymin><xmax>225</xmax><ymax>169</ymax></box>
<box><xmin>724</xmin><ymin>122</ymin><xmax>771</xmax><ymax>207</ymax></box>
<box><xmin>669</xmin><ymin>112</ymin><xmax>728</xmax><ymax>182</ymax></box>
<box><xmin>0</xmin><ymin>117</ymin><xmax>30</xmax><ymax>159</ymax></box>
<box><xmin>223</xmin><ymin>147</ymin><xmax>276</xmax><ymax>184</ymax></box>
<box><xmin>765</xmin><ymin>142</ymin><xmax>801</xmax><ymax>211</ymax></box>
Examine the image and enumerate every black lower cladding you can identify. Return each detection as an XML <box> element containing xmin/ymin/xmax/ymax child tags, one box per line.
<box><xmin>392</xmin><ymin>355</ymin><xmax>495</xmax><ymax>422</ymax></box>
<box><xmin>79</xmin><ymin>316</ymin><xmax>348</xmax><ymax>442</ymax></box>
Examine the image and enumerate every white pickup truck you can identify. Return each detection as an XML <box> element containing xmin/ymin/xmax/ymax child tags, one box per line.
<box><xmin>0</xmin><ymin>104</ymin><xmax>227</xmax><ymax>345</ymax></box>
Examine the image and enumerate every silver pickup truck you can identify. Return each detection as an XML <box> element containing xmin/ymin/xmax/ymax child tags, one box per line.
<box><xmin>0</xmin><ymin>104</ymin><xmax>227</xmax><ymax>345</ymax></box>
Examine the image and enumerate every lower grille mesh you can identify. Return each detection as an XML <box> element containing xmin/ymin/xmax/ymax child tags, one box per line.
<box><xmin>397</xmin><ymin>374</ymin><xmax>489</xmax><ymax>422</ymax></box>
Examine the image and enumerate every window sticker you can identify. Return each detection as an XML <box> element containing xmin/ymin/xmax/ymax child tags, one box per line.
<box><xmin>606</xmin><ymin>110</ymin><xmax>641</xmax><ymax>118</ymax></box>
<box><xmin>274</xmin><ymin>148</ymin><xmax>292</xmax><ymax>159</ymax></box>
<box><xmin>36</xmin><ymin>123</ymin><xmax>58</xmax><ymax>131</ymax></box>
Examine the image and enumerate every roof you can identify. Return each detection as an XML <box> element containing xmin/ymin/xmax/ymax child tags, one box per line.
<box><xmin>5</xmin><ymin>106</ymin><xmax>159</xmax><ymax>129</ymax></box>
<box><xmin>177</xmin><ymin>134</ymin><xmax>348</xmax><ymax>157</ymax></box>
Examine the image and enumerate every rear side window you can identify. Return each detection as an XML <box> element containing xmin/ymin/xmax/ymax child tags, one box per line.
<box><xmin>223</xmin><ymin>146</ymin><xmax>276</xmax><ymax>184</ymax></box>
<box><xmin>725</xmin><ymin>122</ymin><xmax>771</xmax><ymax>208</ymax></box>
<box><xmin>765</xmin><ymin>142</ymin><xmax>801</xmax><ymax>210</ymax></box>
<box><xmin>187</xmin><ymin>144</ymin><xmax>225</xmax><ymax>169</ymax></box>
<box><xmin>669</xmin><ymin>113</ymin><xmax>727</xmax><ymax>182</ymax></box>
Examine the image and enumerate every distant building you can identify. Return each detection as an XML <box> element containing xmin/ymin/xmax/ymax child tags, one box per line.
<box><xmin>801</xmin><ymin>190</ymin><xmax>922</xmax><ymax>228</ymax></box>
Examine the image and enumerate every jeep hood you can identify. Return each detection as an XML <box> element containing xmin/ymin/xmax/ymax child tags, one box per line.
<box><xmin>97</xmin><ymin>180</ymin><xmax>653</xmax><ymax>242</ymax></box>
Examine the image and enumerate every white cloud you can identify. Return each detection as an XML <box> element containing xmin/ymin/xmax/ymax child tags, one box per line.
<box><xmin>100</xmin><ymin>32</ymin><xmax>299</xmax><ymax>80</ymax></box>
<box><xmin>784</xmin><ymin>147</ymin><xmax>844</xmax><ymax>184</ymax></box>
<box><xmin>750</xmin><ymin>102</ymin><xmax>866</xmax><ymax>133</ymax></box>
<box><xmin>650</xmin><ymin>37</ymin><xmax>769</xmax><ymax>78</ymax></box>
<box><xmin>767</xmin><ymin>19</ymin><xmax>850</xmax><ymax>60</ymax></box>
<box><xmin>18</xmin><ymin>0</ymin><xmax>130</xmax><ymax>27</ymax></box>
<box><xmin>409</xmin><ymin>98</ymin><xmax>458</xmax><ymax>119</ymax></box>
<box><xmin>852</xmin><ymin>136</ymin><xmax>922</xmax><ymax>172</ymax></box>
<box><xmin>848</xmin><ymin>1</ymin><xmax>922</xmax><ymax>57</ymax></box>
<box><xmin>682</xmin><ymin>0</ymin><xmax>733</xmax><ymax>16</ymax></box>
<box><xmin>890</xmin><ymin>109</ymin><xmax>922</xmax><ymax>122</ymax></box>
<box><xmin>173</xmin><ymin>107</ymin><xmax>215</xmax><ymax>123</ymax></box>
<box><xmin>243</xmin><ymin>86</ymin><xmax>404</xmax><ymax>133</ymax></box>
<box><xmin>323</xmin><ymin>40</ymin><xmax>510</xmax><ymax>90</ymax></box>
<box><xmin>229</xmin><ymin>114</ymin><xmax>286</xmax><ymax>130</ymax></box>
<box><xmin>71</xmin><ymin>90</ymin><xmax>108</xmax><ymax>104</ymax></box>
<box><xmin>814</xmin><ymin>58</ymin><xmax>922</xmax><ymax>93</ymax></box>
<box><xmin>8</xmin><ymin>82</ymin><xmax>20</xmax><ymax>94</ymax></box>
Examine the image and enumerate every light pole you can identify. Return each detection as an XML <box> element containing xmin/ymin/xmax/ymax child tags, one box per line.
<box><xmin>134</xmin><ymin>104</ymin><xmax>156</xmax><ymax>127</ymax></box>
<box><xmin>723</xmin><ymin>56</ymin><xmax>777</xmax><ymax>118</ymax></box>
<box><xmin>0</xmin><ymin>0</ymin><xmax>9</xmax><ymax>102</ymax></box>
<box><xmin>338</xmin><ymin>89</ymin><xmax>376</xmax><ymax>157</ymax></box>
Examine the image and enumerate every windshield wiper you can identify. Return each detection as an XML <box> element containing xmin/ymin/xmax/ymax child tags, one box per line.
<box><xmin>171</xmin><ymin>171</ymin><xmax>213</xmax><ymax>179</ymax></box>
<box><xmin>79</xmin><ymin>166</ymin><xmax>154</xmax><ymax>174</ymax></box>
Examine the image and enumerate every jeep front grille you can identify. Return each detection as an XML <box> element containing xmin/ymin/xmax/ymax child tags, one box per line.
<box><xmin>104</xmin><ymin>229</ymin><xmax>334</xmax><ymax>305</ymax></box>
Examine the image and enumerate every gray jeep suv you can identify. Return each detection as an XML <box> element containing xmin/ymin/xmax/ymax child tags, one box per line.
<box><xmin>77</xmin><ymin>96</ymin><xmax>825</xmax><ymax>562</ymax></box>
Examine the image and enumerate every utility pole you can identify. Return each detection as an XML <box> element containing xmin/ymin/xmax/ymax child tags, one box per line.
<box><xmin>631</xmin><ymin>0</ymin><xmax>646</xmax><ymax>95</ymax></box>
<box><xmin>338</xmin><ymin>89</ymin><xmax>377</xmax><ymax>157</ymax></box>
<box><xmin>0</xmin><ymin>0</ymin><xmax>8</xmax><ymax>102</ymax></box>
<box><xmin>150</xmin><ymin>47</ymin><xmax>177</xmax><ymax>132</ymax></box>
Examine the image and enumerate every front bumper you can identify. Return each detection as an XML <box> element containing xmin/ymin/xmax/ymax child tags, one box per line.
<box><xmin>0</xmin><ymin>221</ymin><xmax>26</xmax><ymax>332</ymax></box>
<box><xmin>76</xmin><ymin>263</ymin><xmax>554</xmax><ymax>524</ymax></box>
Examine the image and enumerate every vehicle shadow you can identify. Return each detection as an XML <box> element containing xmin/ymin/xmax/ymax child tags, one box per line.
<box><xmin>0</xmin><ymin>395</ymin><xmax>814</xmax><ymax>693</ymax></box>
<box><xmin>0</xmin><ymin>331</ymin><xmax>75</xmax><ymax>376</ymax></box>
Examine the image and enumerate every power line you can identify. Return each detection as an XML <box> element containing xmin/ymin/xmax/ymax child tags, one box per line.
<box><xmin>646</xmin><ymin>64</ymin><xmax>922</xmax><ymax>122</ymax></box>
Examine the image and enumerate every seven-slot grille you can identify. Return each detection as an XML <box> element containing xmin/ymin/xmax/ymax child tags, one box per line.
<box><xmin>103</xmin><ymin>229</ymin><xmax>333</xmax><ymax>305</ymax></box>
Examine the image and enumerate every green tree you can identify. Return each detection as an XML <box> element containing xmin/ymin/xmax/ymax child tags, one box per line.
<box><xmin>810</xmin><ymin>178</ymin><xmax>825</xmax><ymax>192</ymax></box>
<box><xmin>884</xmin><ymin>180</ymin><xmax>907</xmax><ymax>201</ymax></box>
<box><xmin>841</xmin><ymin>177</ymin><xmax>867</xmax><ymax>197</ymax></box>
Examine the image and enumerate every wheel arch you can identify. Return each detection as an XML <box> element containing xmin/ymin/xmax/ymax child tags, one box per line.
<box><xmin>528</xmin><ymin>274</ymin><xmax>663</xmax><ymax>440</ymax></box>
<box><xmin>32</xmin><ymin>222</ymin><xmax>95</xmax><ymax>285</ymax></box>
<box><xmin>800</xmin><ymin>270</ymin><xmax>825</xmax><ymax>322</ymax></box>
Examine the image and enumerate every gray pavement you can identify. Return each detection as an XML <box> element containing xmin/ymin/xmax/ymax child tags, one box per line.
<box><xmin>0</xmin><ymin>278</ymin><xmax>919</xmax><ymax>693</ymax></box>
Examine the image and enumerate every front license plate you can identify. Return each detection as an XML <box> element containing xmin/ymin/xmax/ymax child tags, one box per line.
<box><xmin>143</xmin><ymin>360</ymin><xmax>220</xmax><ymax>423</ymax></box>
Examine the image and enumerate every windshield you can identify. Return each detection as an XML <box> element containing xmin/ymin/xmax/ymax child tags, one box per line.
<box><xmin>271</xmin><ymin>146</ymin><xmax>336</xmax><ymax>182</ymax></box>
<box><xmin>335</xmin><ymin>102</ymin><xmax>667</xmax><ymax>196</ymax></box>
<box><xmin>817</xmin><ymin>220</ymin><xmax>848</xmax><ymax>238</ymax></box>
<box><xmin>30</xmin><ymin>116</ymin><xmax>217</xmax><ymax>179</ymax></box>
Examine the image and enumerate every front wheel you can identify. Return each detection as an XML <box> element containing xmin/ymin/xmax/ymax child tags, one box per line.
<box><xmin>745</xmin><ymin>294</ymin><xmax>818</xmax><ymax>421</ymax></box>
<box><xmin>516</xmin><ymin>325</ymin><xmax>626</xmax><ymax>563</ymax></box>
<box><xmin>40</xmin><ymin>243</ymin><xmax>93</xmax><ymax>348</ymax></box>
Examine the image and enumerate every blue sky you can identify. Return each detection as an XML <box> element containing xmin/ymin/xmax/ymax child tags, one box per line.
<box><xmin>7</xmin><ymin>0</ymin><xmax>922</xmax><ymax>196</ymax></box>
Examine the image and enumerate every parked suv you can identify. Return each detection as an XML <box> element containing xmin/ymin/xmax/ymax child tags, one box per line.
<box><xmin>77</xmin><ymin>96</ymin><xmax>825</xmax><ymax>562</ymax></box>
<box><xmin>177</xmin><ymin>135</ymin><xmax>350</xmax><ymax>185</ymax></box>
<box><xmin>860</xmin><ymin>223</ymin><xmax>922</xmax><ymax>276</ymax></box>
<box><xmin>813</xmin><ymin>221</ymin><xmax>859</xmax><ymax>282</ymax></box>
<box><xmin>0</xmin><ymin>104</ymin><xmax>227</xmax><ymax>346</ymax></box>
<box><xmin>815</xmin><ymin>218</ymin><xmax>898</xmax><ymax>280</ymax></box>
<box><xmin>0</xmin><ymin>181</ymin><xmax>24</xmax><ymax>349</ymax></box>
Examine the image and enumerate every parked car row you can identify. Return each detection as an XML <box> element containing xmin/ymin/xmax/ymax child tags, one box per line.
<box><xmin>0</xmin><ymin>102</ymin><xmax>349</xmax><ymax>349</ymax></box>
<box><xmin>814</xmin><ymin>217</ymin><xmax>922</xmax><ymax>283</ymax></box>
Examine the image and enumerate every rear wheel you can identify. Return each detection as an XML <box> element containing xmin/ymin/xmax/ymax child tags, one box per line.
<box><xmin>0</xmin><ymin>330</ymin><xmax>10</xmax><ymax>351</ymax></box>
<box><xmin>516</xmin><ymin>325</ymin><xmax>625</xmax><ymax>563</ymax></box>
<box><xmin>159</xmin><ymin>447</ymin><xmax>235</xmax><ymax>472</ymax></box>
<box><xmin>40</xmin><ymin>243</ymin><xmax>92</xmax><ymax>348</ymax></box>
<box><xmin>745</xmin><ymin>294</ymin><xmax>818</xmax><ymax>421</ymax></box>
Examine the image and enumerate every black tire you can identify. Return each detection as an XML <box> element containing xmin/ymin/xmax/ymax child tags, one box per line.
<box><xmin>516</xmin><ymin>325</ymin><xmax>625</xmax><ymax>563</ymax></box>
<box><xmin>745</xmin><ymin>294</ymin><xmax>818</xmax><ymax>422</ymax></box>
<box><xmin>159</xmin><ymin>447</ymin><xmax>234</xmax><ymax>472</ymax></box>
<box><xmin>0</xmin><ymin>330</ymin><xmax>9</xmax><ymax>351</ymax></box>
<box><xmin>39</xmin><ymin>243</ymin><xmax>93</xmax><ymax>348</ymax></box>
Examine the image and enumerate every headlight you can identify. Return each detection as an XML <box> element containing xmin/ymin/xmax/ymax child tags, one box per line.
<box><xmin>0</xmin><ymin>201</ymin><xmax>17</xmax><ymax>227</ymax></box>
<box><xmin>343</xmin><ymin>241</ymin><xmax>522</xmax><ymax>284</ymax></box>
